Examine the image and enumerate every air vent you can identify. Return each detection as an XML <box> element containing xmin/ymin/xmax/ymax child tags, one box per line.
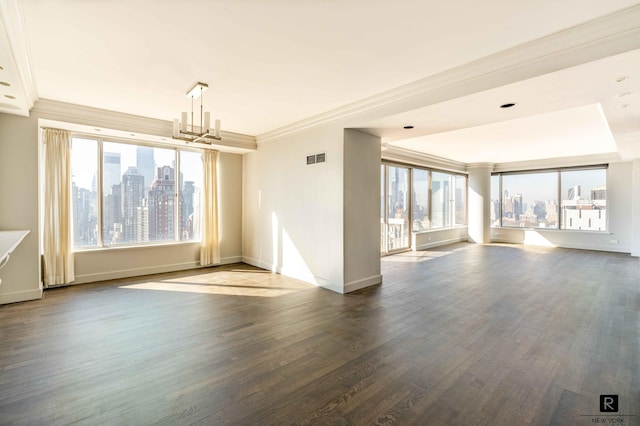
<box><xmin>306</xmin><ymin>152</ymin><xmax>326</xmax><ymax>165</ymax></box>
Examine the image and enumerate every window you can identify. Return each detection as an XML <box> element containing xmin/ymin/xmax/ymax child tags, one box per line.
<box><xmin>501</xmin><ymin>172</ymin><xmax>558</xmax><ymax>228</ymax></box>
<box><xmin>70</xmin><ymin>136</ymin><xmax>203</xmax><ymax>249</ymax></box>
<box><xmin>387</xmin><ymin>165</ymin><xmax>410</xmax><ymax>250</ymax></box>
<box><xmin>71</xmin><ymin>138</ymin><xmax>98</xmax><ymax>248</ymax></box>
<box><xmin>412</xmin><ymin>169</ymin><xmax>429</xmax><ymax>231</ymax></box>
<box><xmin>492</xmin><ymin>166</ymin><xmax>606</xmax><ymax>231</ymax></box>
<box><xmin>179</xmin><ymin>151</ymin><xmax>203</xmax><ymax>241</ymax></box>
<box><xmin>560</xmin><ymin>168</ymin><xmax>607</xmax><ymax>231</ymax></box>
<box><xmin>381</xmin><ymin>163</ymin><xmax>466</xmax><ymax>253</ymax></box>
<box><xmin>490</xmin><ymin>174</ymin><xmax>500</xmax><ymax>227</ymax></box>
<box><xmin>431</xmin><ymin>172</ymin><xmax>451</xmax><ymax>228</ymax></box>
<box><xmin>454</xmin><ymin>175</ymin><xmax>466</xmax><ymax>226</ymax></box>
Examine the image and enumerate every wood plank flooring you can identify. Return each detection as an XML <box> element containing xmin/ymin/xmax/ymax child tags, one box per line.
<box><xmin>0</xmin><ymin>243</ymin><xmax>638</xmax><ymax>425</ymax></box>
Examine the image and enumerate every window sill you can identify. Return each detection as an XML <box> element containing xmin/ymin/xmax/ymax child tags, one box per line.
<box><xmin>73</xmin><ymin>240</ymin><xmax>200</xmax><ymax>253</ymax></box>
<box><xmin>491</xmin><ymin>227</ymin><xmax>610</xmax><ymax>234</ymax></box>
<box><xmin>412</xmin><ymin>226</ymin><xmax>468</xmax><ymax>235</ymax></box>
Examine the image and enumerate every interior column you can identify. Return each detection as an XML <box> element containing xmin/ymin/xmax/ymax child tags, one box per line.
<box><xmin>467</xmin><ymin>163</ymin><xmax>494</xmax><ymax>244</ymax></box>
<box><xmin>632</xmin><ymin>159</ymin><xmax>640</xmax><ymax>257</ymax></box>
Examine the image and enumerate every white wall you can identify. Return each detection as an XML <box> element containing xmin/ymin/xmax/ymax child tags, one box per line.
<box><xmin>343</xmin><ymin>130</ymin><xmax>382</xmax><ymax>292</ymax></box>
<box><xmin>0</xmin><ymin>113</ymin><xmax>42</xmax><ymax>304</ymax></box>
<box><xmin>412</xmin><ymin>227</ymin><xmax>469</xmax><ymax>250</ymax></box>
<box><xmin>491</xmin><ymin>161</ymin><xmax>633</xmax><ymax>252</ymax></box>
<box><xmin>0</xmin><ymin>104</ymin><xmax>244</xmax><ymax>304</ymax></box>
<box><xmin>243</xmin><ymin>125</ymin><xmax>346</xmax><ymax>292</ymax></box>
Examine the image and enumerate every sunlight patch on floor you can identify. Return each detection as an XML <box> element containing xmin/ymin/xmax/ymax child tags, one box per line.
<box><xmin>382</xmin><ymin>250</ymin><xmax>455</xmax><ymax>263</ymax></box>
<box><xmin>118</xmin><ymin>266</ymin><xmax>315</xmax><ymax>297</ymax></box>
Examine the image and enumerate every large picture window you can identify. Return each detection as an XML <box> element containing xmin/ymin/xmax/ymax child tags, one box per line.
<box><xmin>70</xmin><ymin>136</ymin><xmax>203</xmax><ymax>249</ymax></box>
<box><xmin>381</xmin><ymin>162</ymin><xmax>467</xmax><ymax>254</ymax></box>
<box><xmin>492</xmin><ymin>166</ymin><xmax>606</xmax><ymax>231</ymax></box>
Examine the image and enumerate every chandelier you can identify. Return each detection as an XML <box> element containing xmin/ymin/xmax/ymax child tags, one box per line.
<box><xmin>172</xmin><ymin>82</ymin><xmax>221</xmax><ymax>143</ymax></box>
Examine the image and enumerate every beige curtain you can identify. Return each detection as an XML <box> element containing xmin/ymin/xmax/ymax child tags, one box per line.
<box><xmin>200</xmin><ymin>150</ymin><xmax>220</xmax><ymax>266</ymax></box>
<box><xmin>43</xmin><ymin>129</ymin><xmax>74</xmax><ymax>286</ymax></box>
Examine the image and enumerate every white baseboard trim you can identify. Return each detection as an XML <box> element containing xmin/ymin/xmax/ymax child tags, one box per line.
<box><xmin>0</xmin><ymin>288</ymin><xmax>42</xmax><ymax>305</ymax></box>
<box><xmin>219</xmin><ymin>256</ymin><xmax>243</xmax><ymax>265</ymax></box>
<box><xmin>344</xmin><ymin>274</ymin><xmax>383</xmax><ymax>294</ymax></box>
<box><xmin>241</xmin><ymin>256</ymin><xmax>278</xmax><ymax>272</ymax></box>
<box><xmin>490</xmin><ymin>238</ymin><xmax>631</xmax><ymax>254</ymax></box>
<box><xmin>73</xmin><ymin>261</ymin><xmax>201</xmax><ymax>284</ymax></box>
<box><xmin>414</xmin><ymin>237</ymin><xmax>468</xmax><ymax>251</ymax></box>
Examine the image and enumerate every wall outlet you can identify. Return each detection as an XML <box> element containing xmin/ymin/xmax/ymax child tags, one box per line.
<box><xmin>610</xmin><ymin>239</ymin><xmax>618</xmax><ymax>244</ymax></box>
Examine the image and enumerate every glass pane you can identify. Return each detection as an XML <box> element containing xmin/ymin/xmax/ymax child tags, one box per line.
<box><xmin>71</xmin><ymin>138</ymin><xmax>98</xmax><ymax>248</ymax></box>
<box><xmin>103</xmin><ymin>142</ymin><xmax>176</xmax><ymax>244</ymax></box>
<box><xmin>560</xmin><ymin>169</ymin><xmax>606</xmax><ymax>231</ymax></box>
<box><xmin>501</xmin><ymin>172</ymin><xmax>558</xmax><ymax>228</ymax></box>
<box><xmin>431</xmin><ymin>172</ymin><xmax>451</xmax><ymax>228</ymax></box>
<box><xmin>412</xmin><ymin>169</ymin><xmax>429</xmax><ymax>231</ymax></box>
<box><xmin>387</xmin><ymin>166</ymin><xmax>409</xmax><ymax>250</ymax></box>
<box><xmin>491</xmin><ymin>175</ymin><xmax>500</xmax><ymax>227</ymax></box>
<box><xmin>179</xmin><ymin>151</ymin><xmax>203</xmax><ymax>241</ymax></box>
<box><xmin>454</xmin><ymin>175</ymin><xmax>466</xmax><ymax>226</ymax></box>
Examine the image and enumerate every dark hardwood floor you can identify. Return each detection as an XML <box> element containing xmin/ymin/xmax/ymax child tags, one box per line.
<box><xmin>1</xmin><ymin>243</ymin><xmax>638</xmax><ymax>425</ymax></box>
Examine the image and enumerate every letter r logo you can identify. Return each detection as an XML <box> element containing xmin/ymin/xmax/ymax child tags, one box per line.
<box><xmin>600</xmin><ymin>395</ymin><xmax>618</xmax><ymax>412</ymax></box>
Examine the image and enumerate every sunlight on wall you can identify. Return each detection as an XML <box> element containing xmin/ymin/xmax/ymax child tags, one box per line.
<box><xmin>523</xmin><ymin>230</ymin><xmax>555</xmax><ymax>247</ymax></box>
<box><xmin>271</xmin><ymin>211</ymin><xmax>279</xmax><ymax>271</ymax></box>
<box><xmin>281</xmin><ymin>228</ymin><xmax>317</xmax><ymax>284</ymax></box>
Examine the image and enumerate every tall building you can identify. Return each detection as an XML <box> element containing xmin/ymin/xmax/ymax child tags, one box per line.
<box><xmin>103</xmin><ymin>152</ymin><xmax>121</xmax><ymax>195</ymax></box>
<box><xmin>148</xmin><ymin>166</ymin><xmax>175</xmax><ymax>241</ymax></box>
<box><xmin>136</xmin><ymin>146</ymin><xmax>155</xmax><ymax>192</ymax></box>
<box><xmin>72</xmin><ymin>183</ymin><xmax>96</xmax><ymax>246</ymax></box>
<box><xmin>103</xmin><ymin>183</ymin><xmax>122</xmax><ymax>244</ymax></box>
<box><xmin>136</xmin><ymin>199</ymin><xmax>149</xmax><ymax>242</ymax></box>
<box><xmin>121</xmin><ymin>167</ymin><xmax>145</xmax><ymax>243</ymax></box>
<box><xmin>568</xmin><ymin>185</ymin><xmax>581</xmax><ymax>201</ymax></box>
<box><xmin>591</xmin><ymin>185</ymin><xmax>607</xmax><ymax>201</ymax></box>
<box><xmin>181</xmin><ymin>181</ymin><xmax>195</xmax><ymax>240</ymax></box>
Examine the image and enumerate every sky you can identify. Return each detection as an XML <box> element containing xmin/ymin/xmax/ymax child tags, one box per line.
<box><xmin>71</xmin><ymin>137</ymin><xmax>203</xmax><ymax>190</ymax></box>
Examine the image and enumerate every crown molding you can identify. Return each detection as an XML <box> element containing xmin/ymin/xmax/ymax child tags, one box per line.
<box><xmin>492</xmin><ymin>153</ymin><xmax>622</xmax><ymax>173</ymax></box>
<box><xmin>0</xmin><ymin>0</ymin><xmax>38</xmax><ymax>114</ymax></box>
<box><xmin>32</xmin><ymin>99</ymin><xmax>256</xmax><ymax>153</ymax></box>
<box><xmin>383</xmin><ymin>145</ymin><xmax>467</xmax><ymax>173</ymax></box>
<box><xmin>257</xmin><ymin>4</ymin><xmax>640</xmax><ymax>144</ymax></box>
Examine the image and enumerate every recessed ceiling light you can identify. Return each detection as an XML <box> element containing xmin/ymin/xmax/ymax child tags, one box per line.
<box><xmin>617</xmin><ymin>92</ymin><xmax>632</xmax><ymax>98</ymax></box>
<box><xmin>615</xmin><ymin>76</ymin><xmax>629</xmax><ymax>83</ymax></box>
<box><xmin>0</xmin><ymin>81</ymin><xmax>10</xmax><ymax>86</ymax></box>
<box><xmin>500</xmin><ymin>103</ymin><xmax>517</xmax><ymax>108</ymax></box>
<box><xmin>403</xmin><ymin>125</ymin><xmax>414</xmax><ymax>129</ymax></box>
<box><xmin>4</xmin><ymin>94</ymin><xmax>15</xmax><ymax>99</ymax></box>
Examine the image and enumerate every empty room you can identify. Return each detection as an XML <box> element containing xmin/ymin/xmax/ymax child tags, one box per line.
<box><xmin>1</xmin><ymin>1</ymin><xmax>639</xmax><ymax>424</ymax></box>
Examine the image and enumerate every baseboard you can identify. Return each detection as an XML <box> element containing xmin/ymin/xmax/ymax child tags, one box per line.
<box><xmin>0</xmin><ymin>288</ymin><xmax>43</xmax><ymax>305</ymax></box>
<box><xmin>73</xmin><ymin>261</ymin><xmax>201</xmax><ymax>284</ymax></box>
<box><xmin>242</xmin><ymin>256</ymin><xmax>278</xmax><ymax>272</ymax></box>
<box><xmin>414</xmin><ymin>237</ymin><xmax>468</xmax><ymax>251</ymax></box>
<box><xmin>490</xmin><ymin>238</ymin><xmax>631</xmax><ymax>254</ymax></box>
<box><xmin>344</xmin><ymin>274</ymin><xmax>383</xmax><ymax>293</ymax></box>
<box><xmin>219</xmin><ymin>256</ymin><xmax>243</xmax><ymax>265</ymax></box>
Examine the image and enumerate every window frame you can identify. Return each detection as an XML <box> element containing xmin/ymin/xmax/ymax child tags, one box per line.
<box><xmin>381</xmin><ymin>161</ymin><xmax>468</xmax><ymax>236</ymax></box>
<box><xmin>491</xmin><ymin>164</ymin><xmax>608</xmax><ymax>232</ymax></box>
<box><xmin>70</xmin><ymin>132</ymin><xmax>204</xmax><ymax>251</ymax></box>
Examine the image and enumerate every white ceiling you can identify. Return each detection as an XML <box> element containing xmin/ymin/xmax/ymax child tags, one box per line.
<box><xmin>1</xmin><ymin>0</ymin><xmax>640</xmax><ymax>164</ymax></box>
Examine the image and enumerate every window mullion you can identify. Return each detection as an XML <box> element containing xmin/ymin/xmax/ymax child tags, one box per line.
<box><xmin>97</xmin><ymin>138</ymin><xmax>104</xmax><ymax>247</ymax></box>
